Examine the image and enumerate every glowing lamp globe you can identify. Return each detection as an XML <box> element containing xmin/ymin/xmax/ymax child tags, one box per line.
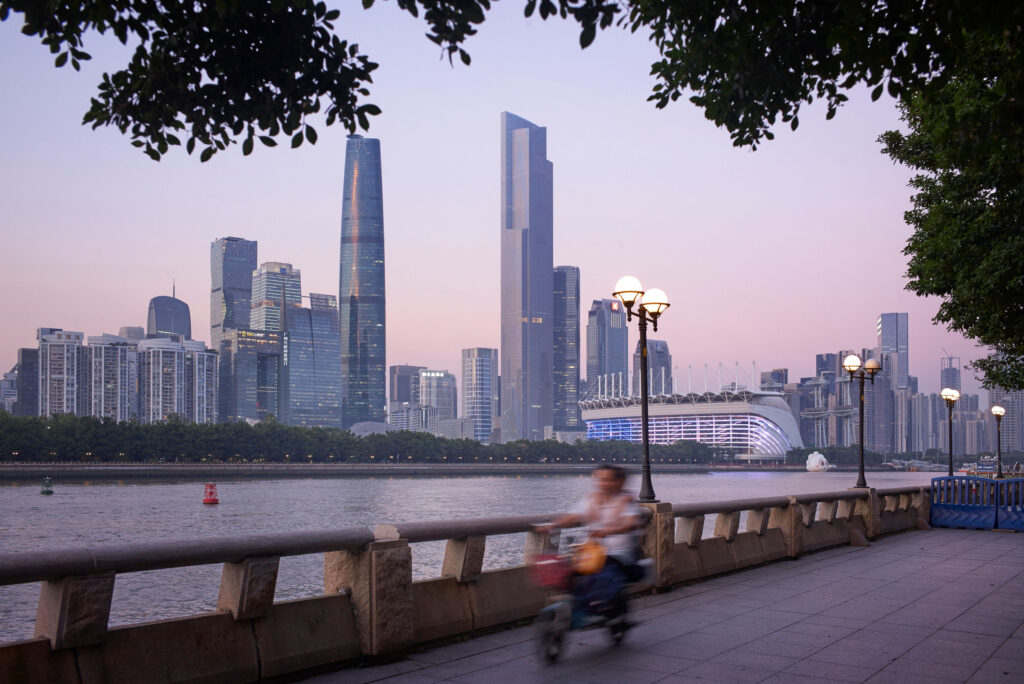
<box><xmin>864</xmin><ymin>359</ymin><xmax>881</xmax><ymax>375</ymax></box>
<box><xmin>940</xmin><ymin>388</ymin><xmax>961</xmax><ymax>403</ymax></box>
<box><xmin>842</xmin><ymin>355</ymin><xmax>862</xmax><ymax>373</ymax></box>
<box><xmin>639</xmin><ymin>288</ymin><xmax>670</xmax><ymax>316</ymax></box>
<box><xmin>612</xmin><ymin>275</ymin><xmax>643</xmax><ymax>307</ymax></box>
<box><xmin>992</xmin><ymin>405</ymin><xmax>1006</xmax><ymax>417</ymax></box>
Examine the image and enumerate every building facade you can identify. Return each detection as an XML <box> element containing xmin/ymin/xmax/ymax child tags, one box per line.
<box><xmin>418</xmin><ymin>369</ymin><xmax>457</xmax><ymax>422</ymax></box>
<box><xmin>138</xmin><ymin>338</ymin><xmax>186</xmax><ymax>423</ymax></box>
<box><xmin>147</xmin><ymin>295</ymin><xmax>192</xmax><ymax>339</ymax></box>
<box><xmin>552</xmin><ymin>265</ymin><xmax>581</xmax><ymax>432</ymax></box>
<box><xmin>219</xmin><ymin>329</ymin><xmax>282</xmax><ymax>422</ymax></box>
<box><xmin>586</xmin><ymin>299</ymin><xmax>628</xmax><ymax>398</ymax></box>
<box><xmin>461</xmin><ymin>348</ymin><xmax>499</xmax><ymax>444</ymax></box>
<box><xmin>877</xmin><ymin>313</ymin><xmax>909</xmax><ymax>390</ymax></box>
<box><xmin>633</xmin><ymin>339</ymin><xmax>673</xmax><ymax>396</ymax></box>
<box><xmin>500</xmin><ymin>112</ymin><xmax>553</xmax><ymax>442</ymax></box>
<box><xmin>339</xmin><ymin>135</ymin><xmax>386</xmax><ymax>427</ymax></box>
<box><xmin>14</xmin><ymin>348</ymin><xmax>38</xmax><ymax>416</ymax></box>
<box><xmin>280</xmin><ymin>295</ymin><xmax>343</xmax><ymax>428</ymax></box>
<box><xmin>250</xmin><ymin>262</ymin><xmax>302</xmax><ymax>333</ymax></box>
<box><xmin>210</xmin><ymin>237</ymin><xmax>257</xmax><ymax>350</ymax></box>
<box><xmin>38</xmin><ymin>328</ymin><xmax>86</xmax><ymax>417</ymax></box>
<box><xmin>86</xmin><ymin>334</ymin><xmax>132</xmax><ymax>422</ymax></box>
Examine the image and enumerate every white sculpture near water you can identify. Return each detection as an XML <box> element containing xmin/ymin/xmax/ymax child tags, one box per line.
<box><xmin>806</xmin><ymin>451</ymin><xmax>834</xmax><ymax>472</ymax></box>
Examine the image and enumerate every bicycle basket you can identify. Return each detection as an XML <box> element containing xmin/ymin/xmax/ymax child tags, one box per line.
<box><xmin>529</xmin><ymin>554</ymin><xmax>572</xmax><ymax>589</ymax></box>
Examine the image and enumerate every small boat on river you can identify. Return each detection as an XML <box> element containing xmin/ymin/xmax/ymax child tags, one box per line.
<box><xmin>40</xmin><ymin>477</ymin><xmax>54</xmax><ymax>495</ymax></box>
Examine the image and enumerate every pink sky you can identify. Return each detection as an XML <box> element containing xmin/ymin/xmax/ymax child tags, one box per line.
<box><xmin>0</xmin><ymin>4</ymin><xmax>986</xmax><ymax>399</ymax></box>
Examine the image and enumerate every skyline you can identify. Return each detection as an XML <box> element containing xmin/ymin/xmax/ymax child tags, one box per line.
<box><xmin>0</xmin><ymin>5</ymin><xmax>986</xmax><ymax>399</ymax></box>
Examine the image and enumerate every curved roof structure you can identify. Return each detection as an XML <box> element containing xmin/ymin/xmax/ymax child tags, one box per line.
<box><xmin>147</xmin><ymin>296</ymin><xmax>191</xmax><ymax>340</ymax></box>
<box><xmin>581</xmin><ymin>390</ymin><xmax>803</xmax><ymax>459</ymax></box>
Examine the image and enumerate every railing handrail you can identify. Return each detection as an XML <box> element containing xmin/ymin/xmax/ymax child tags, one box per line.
<box><xmin>790</xmin><ymin>490</ymin><xmax>871</xmax><ymax>504</ymax></box>
<box><xmin>0</xmin><ymin>527</ymin><xmax>374</xmax><ymax>586</ymax></box>
<box><xmin>375</xmin><ymin>513</ymin><xmax>560</xmax><ymax>543</ymax></box>
<box><xmin>671</xmin><ymin>496</ymin><xmax>792</xmax><ymax>517</ymax></box>
<box><xmin>875</xmin><ymin>485</ymin><xmax>927</xmax><ymax>496</ymax></box>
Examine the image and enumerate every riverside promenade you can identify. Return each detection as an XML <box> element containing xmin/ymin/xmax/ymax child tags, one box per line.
<box><xmin>305</xmin><ymin>528</ymin><xmax>1024</xmax><ymax>684</ymax></box>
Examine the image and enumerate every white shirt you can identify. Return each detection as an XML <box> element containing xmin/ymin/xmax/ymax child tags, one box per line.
<box><xmin>572</xmin><ymin>492</ymin><xmax>642</xmax><ymax>563</ymax></box>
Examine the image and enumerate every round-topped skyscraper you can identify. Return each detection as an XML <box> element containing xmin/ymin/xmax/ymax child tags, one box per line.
<box><xmin>339</xmin><ymin>134</ymin><xmax>386</xmax><ymax>427</ymax></box>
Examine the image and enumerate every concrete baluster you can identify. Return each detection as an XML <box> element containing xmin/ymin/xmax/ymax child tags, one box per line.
<box><xmin>745</xmin><ymin>508</ymin><xmax>770</xmax><ymax>535</ymax></box>
<box><xmin>524</xmin><ymin>527</ymin><xmax>557</xmax><ymax>559</ymax></box>
<box><xmin>713</xmin><ymin>511</ymin><xmax>740</xmax><ymax>541</ymax></box>
<box><xmin>442</xmin><ymin>536</ymin><xmax>485</xmax><ymax>582</ymax></box>
<box><xmin>769</xmin><ymin>499</ymin><xmax>803</xmax><ymax>558</ymax></box>
<box><xmin>325</xmin><ymin>531</ymin><xmax>412</xmax><ymax>656</ymax></box>
<box><xmin>675</xmin><ymin>514</ymin><xmax>705</xmax><ymax>548</ymax></box>
<box><xmin>640</xmin><ymin>502</ymin><xmax>676</xmax><ymax>589</ymax></box>
<box><xmin>818</xmin><ymin>500</ymin><xmax>838</xmax><ymax>524</ymax></box>
<box><xmin>798</xmin><ymin>502</ymin><xmax>818</xmax><ymax>527</ymax></box>
<box><xmin>837</xmin><ymin>499</ymin><xmax>856</xmax><ymax>521</ymax></box>
<box><xmin>35</xmin><ymin>572</ymin><xmax>116</xmax><ymax>649</ymax></box>
<box><xmin>217</xmin><ymin>556</ymin><xmax>280</xmax><ymax>620</ymax></box>
<box><xmin>852</xmin><ymin>488</ymin><xmax>880</xmax><ymax>539</ymax></box>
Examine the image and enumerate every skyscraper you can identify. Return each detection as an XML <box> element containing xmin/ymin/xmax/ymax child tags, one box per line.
<box><xmin>86</xmin><ymin>334</ymin><xmax>132</xmax><ymax>422</ymax></box>
<box><xmin>14</xmin><ymin>348</ymin><xmax>38</xmax><ymax>417</ymax></box>
<box><xmin>210</xmin><ymin>237</ymin><xmax>257</xmax><ymax>350</ymax></box>
<box><xmin>553</xmin><ymin>265</ymin><xmax>581</xmax><ymax>431</ymax></box>
<box><xmin>390</xmin><ymin>365</ymin><xmax>425</xmax><ymax>406</ymax></box>
<box><xmin>250</xmin><ymin>262</ymin><xmax>301</xmax><ymax>332</ymax></box>
<box><xmin>586</xmin><ymin>299</ymin><xmax>628</xmax><ymax>398</ymax></box>
<box><xmin>940</xmin><ymin>356</ymin><xmax>962</xmax><ymax>392</ymax></box>
<box><xmin>500</xmin><ymin>112</ymin><xmax>554</xmax><ymax>441</ymax></box>
<box><xmin>218</xmin><ymin>329</ymin><xmax>281</xmax><ymax>422</ymax></box>
<box><xmin>137</xmin><ymin>337</ymin><xmax>186</xmax><ymax>423</ymax></box>
<box><xmin>339</xmin><ymin>134</ymin><xmax>386</xmax><ymax>427</ymax></box>
<box><xmin>462</xmin><ymin>348</ymin><xmax>499</xmax><ymax>444</ymax></box>
<box><xmin>634</xmin><ymin>340</ymin><xmax>673</xmax><ymax>396</ymax></box>
<box><xmin>418</xmin><ymin>369</ymin><xmax>458</xmax><ymax>422</ymax></box>
<box><xmin>184</xmin><ymin>340</ymin><xmax>219</xmax><ymax>425</ymax></box>
<box><xmin>280</xmin><ymin>294</ymin><xmax>343</xmax><ymax>428</ymax></box>
<box><xmin>147</xmin><ymin>295</ymin><xmax>192</xmax><ymax>339</ymax></box>
<box><xmin>37</xmin><ymin>328</ymin><xmax>86</xmax><ymax>417</ymax></box>
<box><xmin>877</xmin><ymin>313</ymin><xmax>909</xmax><ymax>390</ymax></box>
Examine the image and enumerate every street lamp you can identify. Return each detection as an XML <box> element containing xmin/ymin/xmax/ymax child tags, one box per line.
<box><xmin>842</xmin><ymin>354</ymin><xmax>882</xmax><ymax>488</ymax></box>
<box><xmin>991</xmin><ymin>405</ymin><xmax>1006</xmax><ymax>478</ymax></box>
<box><xmin>941</xmin><ymin>387</ymin><xmax>961</xmax><ymax>476</ymax></box>
<box><xmin>613</xmin><ymin>275</ymin><xmax>670</xmax><ymax>503</ymax></box>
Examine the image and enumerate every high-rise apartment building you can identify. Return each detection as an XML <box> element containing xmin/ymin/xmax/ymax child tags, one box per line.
<box><xmin>137</xmin><ymin>337</ymin><xmax>186</xmax><ymax>423</ymax></box>
<box><xmin>553</xmin><ymin>266</ymin><xmax>581</xmax><ymax>431</ymax></box>
<box><xmin>147</xmin><ymin>295</ymin><xmax>192</xmax><ymax>339</ymax></box>
<box><xmin>210</xmin><ymin>237</ymin><xmax>258</xmax><ymax>350</ymax></box>
<box><xmin>586</xmin><ymin>299</ymin><xmax>628</xmax><ymax>398</ymax></box>
<box><xmin>500</xmin><ymin>112</ymin><xmax>553</xmax><ymax>442</ymax></box>
<box><xmin>634</xmin><ymin>340</ymin><xmax>673</xmax><ymax>396</ymax></box>
<box><xmin>184</xmin><ymin>340</ymin><xmax>219</xmax><ymax>425</ymax></box>
<box><xmin>940</xmin><ymin>356</ymin><xmax>962</xmax><ymax>392</ymax></box>
<box><xmin>280</xmin><ymin>294</ymin><xmax>343</xmax><ymax>428</ymax></box>
<box><xmin>877</xmin><ymin>313</ymin><xmax>909</xmax><ymax>390</ymax></box>
<box><xmin>38</xmin><ymin>328</ymin><xmax>86</xmax><ymax>417</ymax></box>
<box><xmin>418</xmin><ymin>369</ymin><xmax>457</xmax><ymax>422</ymax></box>
<box><xmin>14</xmin><ymin>348</ymin><xmax>38</xmax><ymax>416</ymax></box>
<box><xmin>339</xmin><ymin>135</ymin><xmax>386</xmax><ymax>427</ymax></box>
<box><xmin>250</xmin><ymin>262</ymin><xmax>302</xmax><ymax>332</ymax></box>
<box><xmin>86</xmin><ymin>334</ymin><xmax>132</xmax><ymax>422</ymax></box>
<box><xmin>462</xmin><ymin>348</ymin><xmax>499</xmax><ymax>444</ymax></box>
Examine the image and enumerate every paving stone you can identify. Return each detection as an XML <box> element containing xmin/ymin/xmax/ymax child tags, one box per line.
<box><xmin>710</xmin><ymin>647</ymin><xmax>799</xmax><ymax>672</ymax></box>
<box><xmin>677</xmin><ymin>660</ymin><xmax>775</xmax><ymax>683</ymax></box>
<box><xmin>783</xmin><ymin>658</ymin><xmax>878</xmax><ymax>683</ymax></box>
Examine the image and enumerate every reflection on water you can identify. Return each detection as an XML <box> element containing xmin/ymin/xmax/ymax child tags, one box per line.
<box><xmin>0</xmin><ymin>471</ymin><xmax>933</xmax><ymax>642</ymax></box>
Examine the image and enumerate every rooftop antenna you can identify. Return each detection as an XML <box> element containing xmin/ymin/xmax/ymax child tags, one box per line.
<box><xmin>753</xmin><ymin>361</ymin><xmax>758</xmax><ymax>390</ymax></box>
<box><xmin>172</xmin><ymin>279</ymin><xmax>176</xmax><ymax>299</ymax></box>
<box><xmin>688</xmin><ymin>365</ymin><xmax>692</xmax><ymax>394</ymax></box>
<box><xmin>735</xmin><ymin>362</ymin><xmax>739</xmax><ymax>391</ymax></box>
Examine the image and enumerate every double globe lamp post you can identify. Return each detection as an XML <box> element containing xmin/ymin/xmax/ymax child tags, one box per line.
<box><xmin>940</xmin><ymin>387</ymin><xmax>961</xmax><ymax>476</ymax></box>
<box><xmin>613</xmin><ymin>276</ymin><xmax>669</xmax><ymax>503</ymax></box>
<box><xmin>992</xmin><ymin>404</ymin><xmax>1006</xmax><ymax>478</ymax></box>
<box><xmin>842</xmin><ymin>354</ymin><xmax>881</xmax><ymax>489</ymax></box>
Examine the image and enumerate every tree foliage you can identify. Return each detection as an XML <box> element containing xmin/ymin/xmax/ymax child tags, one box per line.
<box><xmin>5</xmin><ymin>1</ymin><xmax>1024</xmax><ymax>158</ymax></box>
<box><xmin>879</xmin><ymin>35</ymin><xmax>1024</xmax><ymax>390</ymax></box>
<box><xmin>0</xmin><ymin>412</ymin><xmax>716</xmax><ymax>464</ymax></box>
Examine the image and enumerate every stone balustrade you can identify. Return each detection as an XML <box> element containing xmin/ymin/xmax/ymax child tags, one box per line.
<box><xmin>0</xmin><ymin>486</ymin><xmax>929</xmax><ymax>683</ymax></box>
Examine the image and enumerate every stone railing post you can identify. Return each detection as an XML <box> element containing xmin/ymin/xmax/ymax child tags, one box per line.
<box><xmin>745</xmin><ymin>508</ymin><xmax>770</xmax><ymax>535</ymax></box>
<box><xmin>913</xmin><ymin>488</ymin><xmax>932</xmax><ymax>529</ymax></box>
<box><xmin>769</xmin><ymin>499</ymin><xmax>803</xmax><ymax>558</ymax></box>
<box><xmin>442</xmin><ymin>536</ymin><xmax>485</xmax><ymax>582</ymax></box>
<box><xmin>325</xmin><ymin>531</ymin><xmax>412</xmax><ymax>657</ymax></box>
<box><xmin>35</xmin><ymin>572</ymin><xmax>116</xmax><ymax>649</ymax></box>
<box><xmin>217</xmin><ymin>556</ymin><xmax>280</xmax><ymax>620</ymax></box>
<box><xmin>524</xmin><ymin>527</ymin><xmax>556</xmax><ymax>558</ymax></box>
<box><xmin>851</xmin><ymin>488</ymin><xmax>880</xmax><ymax>538</ymax></box>
<box><xmin>639</xmin><ymin>502</ymin><xmax>675</xmax><ymax>589</ymax></box>
<box><xmin>713</xmin><ymin>511</ymin><xmax>740</xmax><ymax>541</ymax></box>
<box><xmin>817</xmin><ymin>500</ymin><xmax>838</xmax><ymax>524</ymax></box>
<box><xmin>674</xmin><ymin>515</ymin><xmax>704</xmax><ymax>548</ymax></box>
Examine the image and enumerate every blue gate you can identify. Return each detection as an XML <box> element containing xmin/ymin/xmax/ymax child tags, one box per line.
<box><xmin>997</xmin><ymin>479</ymin><xmax>1024</xmax><ymax>531</ymax></box>
<box><xmin>931</xmin><ymin>477</ymin><xmax>998</xmax><ymax>530</ymax></box>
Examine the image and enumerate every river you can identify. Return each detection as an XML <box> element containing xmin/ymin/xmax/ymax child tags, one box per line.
<box><xmin>0</xmin><ymin>470</ymin><xmax>934</xmax><ymax>643</ymax></box>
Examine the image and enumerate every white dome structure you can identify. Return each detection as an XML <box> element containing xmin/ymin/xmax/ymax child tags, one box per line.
<box><xmin>806</xmin><ymin>452</ymin><xmax>830</xmax><ymax>472</ymax></box>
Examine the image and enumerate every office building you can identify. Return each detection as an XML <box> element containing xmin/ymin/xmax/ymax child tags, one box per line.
<box><xmin>219</xmin><ymin>329</ymin><xmax>282</xmax><ymax>422</ymax></box>
<box><xmin>760</xmin><ymin>368</ymin><xmax>788</xmax><ymax>393</ymax></box>
<box><xmin>586</xmin><ymin>299</ymin><xmax>628</xmax><ymax>398</ymax></box>
<box><xmin>940</xmin><ymin>356</ymin><xmax>962</xmax><ymax>392</ymax></box>
<box><xmin>147</xmin><ymin>294</ymin><xmax>192</xmax><ymax>339</ymax></box>
<box><xmin>877</xmin><ymin>313</ymin><xmax>910</xmax><ymax>390</ymax></box>
<box><xmin>211</xmin><ymin>237</ymin><xmax>258</xmax><ymax>349</ymax></box>
<box><xmin>280</xmin><ymin>294</ymin><xmax>342</xmax><ymax>428</ymax></box>
<box><xmin>500</xmin><ymin>112</ymin><xmax>554</xmax><ymax>441</ymax></box>
<box><xmin>38</xmin><ymin>328</ymin><xmax>86</xmax><ymax>417</ymax></box>
<box><xmin>632</xmin><ymin>339</ymin><xmax>673</xmax><ymax>396</ymax></box>
<box><xmin>339</xmin><ymin>134</ymin><xmax>386</xmax><ymax>427</ymax></box>
<box><xmin>390</xmin><ymin>365</ymin><xmax>425</xmax><ymax>406</ymax></box>
<box><xmin>14</xmin><ymin>348</ymin><xmax>38</xmax><ymax>417</ymax></box>
<box><xmin>461</xmin><ymin>348</ymin><xmax>499</xmax><ymax>444</ymax></box>
<box><xmin>250</xmin><ymin>262</ymin><xmax>301</xmax><ymax>332</ymax></box>
<box><xmin>553</xmin><ymin>265</ymin><xmax>581</xmax><ymax>431</ymax></box>
<box><xmin>418</xmin><ymin>369</ymin><xmax>457</xmax><ymax>422</ymax></box>
<box><xmin>1</xmin><ymin>367</ymin><xmax>16</xmax><ymax>413</ymax></box>
<box><xmin>86</xmin><ymin>334</ymin><xmax>132</xmax><ymax>422</ymax></box>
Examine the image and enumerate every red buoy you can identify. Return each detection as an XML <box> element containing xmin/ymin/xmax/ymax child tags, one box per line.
<box><xmin>203</xmin><ymin>483</ymin><xmax>219</xmax><ymax>505</ymax></box>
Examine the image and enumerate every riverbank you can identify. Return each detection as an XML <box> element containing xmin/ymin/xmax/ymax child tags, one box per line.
<box><xmin>0</xmin><ymin>462</ymin><xmax>715</xmax><ymax>480</ymax></box>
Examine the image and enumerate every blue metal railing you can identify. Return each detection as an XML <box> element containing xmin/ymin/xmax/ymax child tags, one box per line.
<box><xmin>931</xmin><ymin>476</ymin><xmax>1024</xmax><ymax>530</ymax></box>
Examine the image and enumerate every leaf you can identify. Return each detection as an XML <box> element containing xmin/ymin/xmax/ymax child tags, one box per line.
<box><xmin>871</xmin><ymin>84</ymin><xmax>884</xmax><ymax>101</ymax></box>
<box><xmin>459</xmin><ymin>49</ymin><xmax>471</xmax><ymax>66</ymax></box>
<box><xmin>362</xmin><ymin>0</ymin><xmax>374</xmax><ymax>8</ymax></box>
<box><xmin>524</xmin><ymin>0</ymin><xmax>536</xmax><ymax>17</ymax></box>
<box><xmin>200</xmin><ymin>147</ymin><xmax>215</xmax><ymax>162</ymax></box>
<box><xmin>242</xmin><ymin>137</ymin><xmax>254</xmax><ymax>155</ymax></box>
<box><xmin>55</xmin><ymin>52</ymin><xmax>68</xmax><ymax>68</ymax></box>
<box><xmin>305</xmin><ymin>126</ymin><xmax>318</xmax><ymax>144</ymax></box>
<box><xmin>187</xmin><ymin>137</ymin><xmax>196</xmax><ymax>154</ymax></box>
<box><xmin>291</xmin><ymin>131</ymin><xmax>304</xmax><ymax>148</ymax></box>
<box><xmin>790</xmin><ymin>116</ymin><xmax>799</xmax><ymax>131</ymax></box>
<box><xmin>580</xmin><ymin>24</ymin><xmax>596</xmax><ymax>49</ymax></box>
<box><xmin>259</xmin><ymin>136</ymin><xmax>277</xmax><ymax>147</ymax></box>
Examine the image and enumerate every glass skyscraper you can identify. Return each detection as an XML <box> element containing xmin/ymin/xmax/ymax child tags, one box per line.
<box><xmin>280</xmin><ymin>293</ymin><xmax>342</xmax><ymax>428</ymax></box>
<box><xmin>553</xmin><ymin>265</ymin><xmax>581</xmax><ymax>431</ymax></box>
<box><xmin>633</xmin><ymin>339</ymin><xmax>673</xmax><ymax>396</ymax></box>
<box><xmin>147</xmin><ymin>295</ymin><xmax>192</xmax><ymax>339</ymax></box>
<box><xmin>251</xmin><ymin>262</ymin><xmax>302</xmax><ymax>333</ymax></box>
<box><xmin>876</xmin><ymin>312</ymin><xmax>909</xmax><ymax>390</ymax></box>
<box><xmin>218</xmin><ymin>329</ymin><xmax>281</xmax><ymax>422</ymax></box>
<box><xmin>500</xmin><ymin>112</ymin><xmax>553</xmax><ymax>442</ymax></box>
<box><xmin>586</xmin><ymin>299</ymin><xmax>628</xmax><ymax>398</ymax></box>
<box><xmin>339</xmin><ymin>135</ymin><xmax>386</xmax><ymax>427</ymax></box>
<box><xmin>462</xmin><ymin>348</ymin><xmax>499</xmax><ymax>444</ymax></box>
<box><xmin>210</xmin><ymin>237</ymin><xmax>257</xmax><ymax>350</ymax></box>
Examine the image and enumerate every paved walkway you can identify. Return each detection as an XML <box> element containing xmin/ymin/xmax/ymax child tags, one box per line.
<box><xmin>304</xmin><ymin>529</ymin><xmax>1024</xmax><ymax>683</ymax></box>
